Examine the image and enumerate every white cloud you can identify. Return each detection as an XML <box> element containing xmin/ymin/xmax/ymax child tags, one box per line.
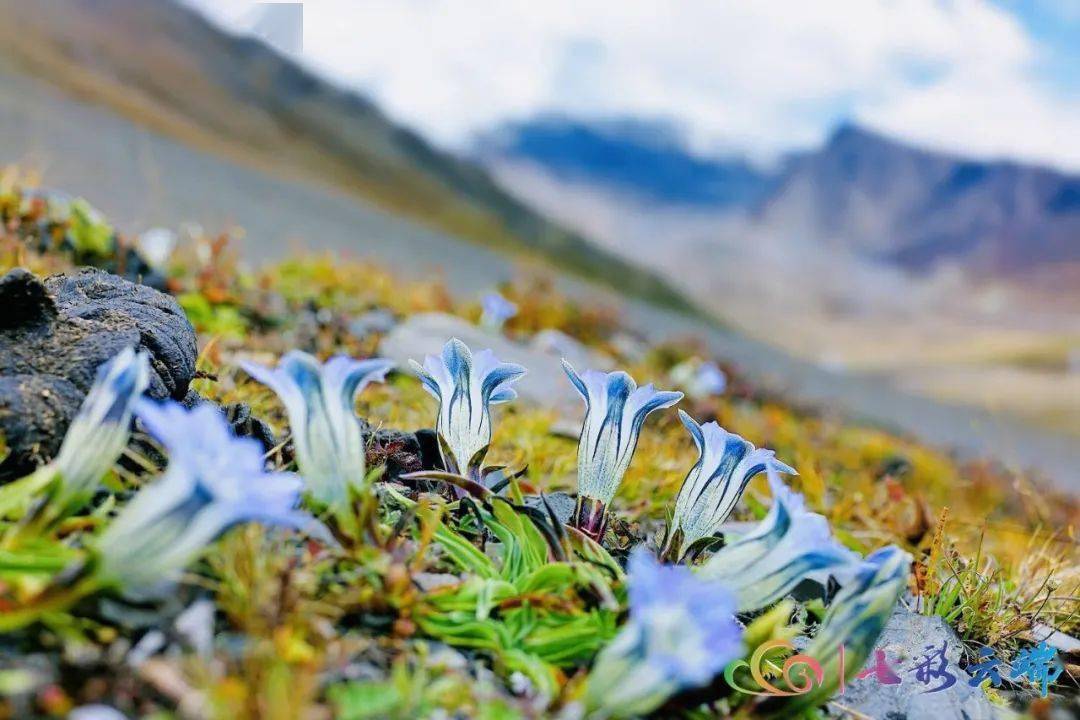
<box><xmin>185</xmin><ymin>0</ymin><xmax>1080</xmax><ymax>170</ymax></box>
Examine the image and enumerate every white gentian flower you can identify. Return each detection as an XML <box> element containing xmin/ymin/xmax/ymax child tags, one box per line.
<box><xmin>563</xmin><ymin>362</ymin><xmax>683</xmax><ymax>504</ymax></box>
<box><xmin>769</xmin><ymin>545</ymin><xmax>910</xmax><ymax>716</ymax></box>
<box><xmin>563</xmin><ymin>361</ymin><xmax>681</xmax><ymax>539</ymax></box>
<box><xmin>586</xmin><ymin>549</ymin><xmax>743</xmax><ymax>718</ymax></box>
<box><xmin>699</xmin><ymin>467</ymin><xmax>858</xmax><ymax>612</ymax></box>
<box><xmin>241</xmin><ymin>351</ymin><xmax>394</xmax><ymax>506</ymax></box>
<box><xmin>410</xmin><ymin>338</ymin><xmax>525</xmax><ymax>475</ymax></box>
<box><xmin>479</xmin><ymin>292</ymin><xmax>518</xmax><ymax>332</ymax></box>
<box><xmin>53</xmin><ymin>347</ymin><xmax>150</xmax><ymax>505</ymax></box>
<box><xmin>668</xmin><ymin>410</ymin><xmax>795</xmax><ymax>557</ymax></box>
<box><xmin>670</xmin><ymin>358</ymin><xmax>727</xmax><ymax>398</ymax></box>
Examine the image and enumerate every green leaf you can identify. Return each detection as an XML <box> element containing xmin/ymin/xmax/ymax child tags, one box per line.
<box><xmin>0</xmin><ymin>466</ymin><xmax>60</xmax><ymax>520</ymax></box>
<box><xmin>435</xmin><ymin>524</ymin><xmax>498</xmax><ymax>579</ymax></box>
<box><xmin>328</xmin><ymin>681</ymin><xmax>402</xmax><ymax>720</ymax></box>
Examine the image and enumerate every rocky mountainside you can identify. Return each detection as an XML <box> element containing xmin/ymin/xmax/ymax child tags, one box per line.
<box><xmin>485</xmin><ymin>119</ymin><xmax>1080</xmax><ymax>280</ymax></box>
<box><xmin>757</xmin><ymin>124</ymin><xmax>1080</xmax><ymax>276</ymax></box>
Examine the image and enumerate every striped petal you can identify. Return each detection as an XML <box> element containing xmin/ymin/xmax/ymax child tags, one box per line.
<box><xmin>563</xmin><ymin>361</ymin><xmax>682</xmax><ymax>504</ymax></box>
<box><xmin>700</xmin><ymin>466</ymin><xmax>858</xmax><ymax>612</ymax></box>
<box><xmin>410</xmin><ymin>338</ymin><xmax>525</xmax><ymax>473</ymax></box>
<box><xmin>52</xmin><ymin>347</ymin><xmax>150</xmax><ymax>504</ymax></box>
<box><xmin>98</xmin><ymin>401</ymin><xmax>318</xmax><ymax>596</ymax></box>
<box><xmin>241</xmin><ymin>351</ymin><xmax>393</xmax><ymax>506</ymax></box>
<box><xmin>670</xmin><ymin>410</ymin><xmax>795</xmax><ymax>551</ymax></box>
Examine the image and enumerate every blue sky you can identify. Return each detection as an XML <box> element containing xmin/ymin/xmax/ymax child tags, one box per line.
<box><xmin>994</xmin><ymin>0</ymin><xmax>1080</xmax><ymax>92</ymax></box>
<box><xmin>187</xmin><ymin>1</ymin><xmax>1080</xmax><ymax>171</ymax></box>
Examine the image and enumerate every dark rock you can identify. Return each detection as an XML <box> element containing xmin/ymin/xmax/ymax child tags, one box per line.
<box><xmin>0</xmin><ymin>375</ymin><xmax>83</xmax><ymax>469</ymax></box>
<box><xmin>222</xmin><ymin>403</ymin><xmax>277</xmax><ymax>453</ymax></box>
<box><xmin>45</xmin><ymin>269</ymin><xmax>196</xmax><ymax>399</ymax></box>
<box><xmin>524</xmin><ymin>491</ymin><xmax>576</xmax><ymax>525</ymax></box>
<box><xmin>357</xmin><ymin>420</ymin><xmax>445</xmax><ymax>481</ymax></box>
<box><xmin>0</xmin><ymin>268</ymin><xmax>197</xmax><ymax>479</ymax></box>
<box><xmin>363</xmin><ymin>425</ymin><xmax>425</xmax><ymax>480</ymax></box>
<box><xmin>414</xmin><ymin>429</ymin><xmax>445</xmax><ymax>471</ymax></box>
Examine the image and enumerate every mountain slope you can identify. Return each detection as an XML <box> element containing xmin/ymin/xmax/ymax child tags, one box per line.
<box><xmin>0</xmin><ymin>0</ymin><xmax>692</xmax><ymax>310</ymax></box>
<box><xmin>758</xmin><ymin>125</ymin><xmax>1080</xmax><ymax>276</ymax></box>
<box><xmin>481</xmin><ymin>118</ymin><xmax>1080</xmax><ymax>280</ymax></box>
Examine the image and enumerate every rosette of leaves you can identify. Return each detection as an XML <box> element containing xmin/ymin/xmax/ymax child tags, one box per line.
<box><xmin>395</xmin><ymin>491</ymin><xmax>623</xmax><ymax>698</ymax></box>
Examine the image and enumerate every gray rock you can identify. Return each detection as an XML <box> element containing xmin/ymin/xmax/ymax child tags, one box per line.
<box><xmin>348</xmin><ymin>308</ymin><xmax>397</xmax><ymax>339</ymax></box>
<box><xmin>46</xmin><ymin>269</ymin><xmax>196</xmax><ymax>399</ymax></box>
<box><xmin>524</xmin><ymin>491</ymin><xmax>576</xmax><ymax>526</ymax></box>
<box><xmin>529</xmin><ymin>329</ymin><xmax>612</xmax><ymax>373</ymax></box>
<box><xmin>1024</xmin><ymin>622</ymin><xmax>1080</xmax><ymax>656</ymax></box>
<box><xmin>0</xmin><ymin>268</ymin><xmax>197</xmax><ymax>478</ymax></box>
<box><xmin>836</xmin><ymin>606</ymin><xmax>1008</xmax><ymax>720</ymax></box>
<box><xmin>380</xmin><ymin>312</ymin><xmax>590</xmax><ymax>415</ymax></box>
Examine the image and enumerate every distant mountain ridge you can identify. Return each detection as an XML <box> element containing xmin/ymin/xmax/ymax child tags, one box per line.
<box><xmin>484</xmin><ymin>119</ymin><xmax>1080</xmax><ymax>278</ymax></box>
<box><xmin>480</xmin><ymin>117</ymin><xmax>775</xmax><ymax>208</ymax></box>
<box><xmin>0</xmin><ymin>0</ymin><xmax>692</xmax><ymax>310</ymax></box>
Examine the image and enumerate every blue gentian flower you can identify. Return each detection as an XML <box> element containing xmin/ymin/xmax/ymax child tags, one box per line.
<box><xmin>563</xmin><ymin>361</ymin><xmax>682</xmax><ymax>505</ymax></box>
<box><xmin>53</xmin><ymin>347</ymin><xmax>150</xmax><ymax>504</ymax></box>
<box><xmin>96</xmin><ymin>401</ymin><xmax>319</xmax><ymax>595</ymax></box>
<box><xmin>563</xmin><ymin>361</ymin><xmax>681</xmax><ymax>538</ymax></box>
<box><xmin>766</xmin><ymin>545</ymin><xmax>910</xmax><ymax>716</ymax></box>
<box><xmin>480</xmin><ymin>292</ymin><xmax>518</xmax><ymax>331</ymax></box>
<box><xmin>671</xmin><ymin>359</ymin><xmax>727</xmax><ymax>398</ymax></box>
<box><xmin>694</xmin><ymin>361</ymin><xmax>727</xmax><ymax>396</ymax></box>
<box><xmin>699</xmin><ymin>467</ymin><xmax>858</xmax><ymax>612</ymax></box>
<box><xmin>241</xmin><ymin>351</ymin><xmax>394</xmax><ymax>506</ymax></box>
<box><xmin>586</xmin><ymin>548</ymin><xmax>743</xmax><ymax>717</ymax></box>
<box><xmin>410</xmin><ymin>338</ymin><xmax>525</xmax><ymax>474</ymax></box>
<box><xmin>668</xmin><ymin>410</ymin><xmax>795</xmax><ymax>557</ymax></box>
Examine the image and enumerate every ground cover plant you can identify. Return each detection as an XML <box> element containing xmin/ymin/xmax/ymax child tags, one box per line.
<box><xmin>0</xmin><ymin>183</ymin><xmax>1077</xmax><ymax>719</ymax></box>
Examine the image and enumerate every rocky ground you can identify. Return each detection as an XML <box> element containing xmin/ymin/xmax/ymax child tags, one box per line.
<box><xmin>0</xmin><ymin>186</ymin><xmax>1077</xmax><ymax>719</ymax></box>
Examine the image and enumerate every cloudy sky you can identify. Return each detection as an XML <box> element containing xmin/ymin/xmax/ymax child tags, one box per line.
<box><xmin>185</xmin><ymin>0</ymin><xmax>1080</xmax><ymax>170</ymax></box>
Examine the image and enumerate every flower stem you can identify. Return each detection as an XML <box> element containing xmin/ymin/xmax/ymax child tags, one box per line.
<box><xmin>572</xmin><ymin>495</ymin><xmax>608</xmax><ymax>542</ymax></box>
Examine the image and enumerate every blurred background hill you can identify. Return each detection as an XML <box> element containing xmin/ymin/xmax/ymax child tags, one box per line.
<box><xmin>0</xmin><ymin>0</ymin><xmax>687</xmax><ymax>309</ymax></box>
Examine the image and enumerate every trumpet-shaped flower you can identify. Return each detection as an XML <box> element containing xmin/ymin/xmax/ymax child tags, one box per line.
<box><xmin>480</xmin><ymin>292</ymin><xmax>518</xmax><ymax>331</ymax></box>
<box><xmin>764</xmin><ymin>545</ymin><xmax>910</xmax><ymax>717</ymax></box>
<box><xmin>669</xmin><ymin>410</ymin><xmax>795</xmax><ymax>556</ymax></box>
<box><xmin>97</xmin><ymin>401</ymin><xmax>318</xmax><ymax>596</ymax></box>
<box><xmin>699</xmin><ymin>467</ymin><xmax>858</xmax><ymax>612</ymax></box>
<box><xmin>586</xmin><ymin>549</ymin><xmax>743</xmax><ymax>718</ymax></box>
<box><xmin>240</xmin><ymin>351</ymin><xmax>393</xmax><ymax>506</ymax></box>
<box><xmin>410</xmin><ymin>338</ymin><xmax>525</xmax><ymax>474</ymax></box>
<box><xmin>53</xmin><ymin>347</ymin><xmax>150</xmax><ymax>504</ymax></box>
<box><xmin>563</xmin><ymin>361</ymin><xmax>682</xmax><ymax>505</ymax></box>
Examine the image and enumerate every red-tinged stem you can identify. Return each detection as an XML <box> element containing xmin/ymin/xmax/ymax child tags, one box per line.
<box><xmin>572</xmin><ymin>495</ymin><xmax>608</xmax><ymax>542</ymax></box>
